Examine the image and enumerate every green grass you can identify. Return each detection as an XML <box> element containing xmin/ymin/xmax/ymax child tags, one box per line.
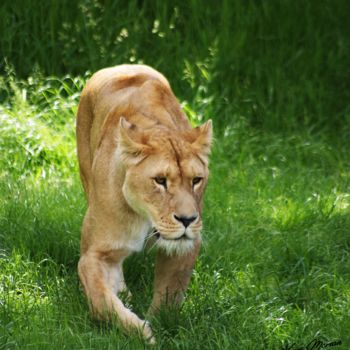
<box><xmin>1</xmin><ymin>74</ymin><xmax>349</xmax><ymax>350</ymax></box>
<box><xmin>1</xmin><ymin>0</ymin><xmax>350</xmax><ymax>349</ymax></box>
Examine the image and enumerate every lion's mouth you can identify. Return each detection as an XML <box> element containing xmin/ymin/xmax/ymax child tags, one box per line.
<box><xmin>153</xmin><ymin>230</ymin><xmax>190</xmax><ymax>241</ymax></box>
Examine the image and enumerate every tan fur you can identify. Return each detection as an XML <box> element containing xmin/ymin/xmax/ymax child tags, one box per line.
<box><xmin>76</xmin><ymin>64</ymin><xmax>212</xmax><ymax>342</ymax></box>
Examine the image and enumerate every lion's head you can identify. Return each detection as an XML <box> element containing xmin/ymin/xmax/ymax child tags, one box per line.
<box><xmin>117</xmin><ymin>117</ymin><xmax>212</xmax><ymax>255</ymax></box>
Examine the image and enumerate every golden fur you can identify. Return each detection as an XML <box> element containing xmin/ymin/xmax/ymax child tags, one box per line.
<box><xmin>76</xmin><ymin>64</ymin><xmax>212</xmax><ymax>342</ymax></box>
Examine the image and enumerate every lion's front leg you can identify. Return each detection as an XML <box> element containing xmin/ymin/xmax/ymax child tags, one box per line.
<box><xmin>78</xmin><ymin>251</ymin><xmax>154</xmax><ymax>343</ymax></box>
<box><xmin>149</xmin><ymin>237</ymin><xmax>201</xmax><ymax>313</ymax></box>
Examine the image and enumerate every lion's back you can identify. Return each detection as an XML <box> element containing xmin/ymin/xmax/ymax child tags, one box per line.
<box><xmin>76</xmin><ymin>65</ymin><xmax>171</xmax><ymax>198</ymax></box>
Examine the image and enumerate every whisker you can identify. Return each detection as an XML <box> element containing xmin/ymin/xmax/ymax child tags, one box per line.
<box><xmin>146</xmin><ymin>239</ymin><xmax>159</xmax><ymax>253</ymax></box>
<box><xmin>143</xmin><ymin>229</ymin><xmax>158</xmax><ymax>246</ymax></box>
<box><xmin>121</xmin><ymin>228</ymin><xmax>159</xmax><ymax>249</ymax></box>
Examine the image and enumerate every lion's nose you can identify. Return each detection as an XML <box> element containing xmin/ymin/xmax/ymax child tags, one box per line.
<box><xmin>174</xmin><ymin>214</ymin><xmax>198</xmax><ymax>228</ymax></box>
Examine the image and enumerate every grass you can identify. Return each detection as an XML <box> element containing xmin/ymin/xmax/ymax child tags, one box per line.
<box><xmin>1</xmin><ymin>74</ymin><xmax>349</xmax><ymax>350</ymax></box>
<box><xmin>1</xmin><ymin>0</ymin><xmax>350</xmax><ymax>349</ymax></box>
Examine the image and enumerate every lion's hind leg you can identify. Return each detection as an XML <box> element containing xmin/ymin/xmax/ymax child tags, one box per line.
<box><xmin>78</xmin><ymin>251</ymin><xmax>154</xmax><ymax>343</ymax></box>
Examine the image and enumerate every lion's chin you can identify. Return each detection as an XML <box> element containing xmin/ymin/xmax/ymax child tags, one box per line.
<box><xmin>156</xmin><ymin>236</ymin><xmax>195</xmax><ymax>256</ymax></box>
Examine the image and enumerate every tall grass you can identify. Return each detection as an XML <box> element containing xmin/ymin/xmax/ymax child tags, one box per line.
<box><xmin>1</xmin><ymin>0</ymin><xmax>350</xmax><ymax>130</ymax></box>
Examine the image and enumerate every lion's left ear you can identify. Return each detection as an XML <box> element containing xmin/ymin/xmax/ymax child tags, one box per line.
<box><xmin>191</xmin><ymin>120</ymin><xmax>213</xmax><ymax>162</ymax></box>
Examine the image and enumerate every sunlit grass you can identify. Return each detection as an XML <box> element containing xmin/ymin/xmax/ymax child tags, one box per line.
<box><xmin>0</xmin><ymin>72</ymin><xmax>349</xmax><ymax>349</ymax></box>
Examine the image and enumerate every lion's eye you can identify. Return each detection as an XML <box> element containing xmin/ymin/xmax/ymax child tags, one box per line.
<box><xmin>154</xmin><ymin>177</ymin><xmax>167</xmax><ymax>188</ymax></box>
<box><xmin>192</xmin><ymin>177</ymin><xmax>203</xmax><ymax>186</ymax></box>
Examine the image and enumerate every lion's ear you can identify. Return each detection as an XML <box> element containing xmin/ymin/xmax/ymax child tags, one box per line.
<box><xmin>118</xmin><ymin>117</ymin><xmax>150</xmax><ymax>165</ymax></box>
<box><xmin>191</xmin><ymin>119</ymin><xmax>213</xmax><ymax>163</ymax></box>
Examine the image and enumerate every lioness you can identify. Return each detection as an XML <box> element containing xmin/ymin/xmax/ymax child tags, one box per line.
<box><xmin>76</xmin><ymin>64</ymin><xmax>212</xmax><ymax>342</ymax></box>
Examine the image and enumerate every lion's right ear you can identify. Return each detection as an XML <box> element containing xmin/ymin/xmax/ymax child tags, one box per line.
<box><xmin>117</xmin><ymin>117</ymin><xmax>150</xmax><ymax>165</ymax></box>
<box><xmin>190</xmin><ymin>119</ymin><xmax>213</xmax><ymax>164</ymax></box>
